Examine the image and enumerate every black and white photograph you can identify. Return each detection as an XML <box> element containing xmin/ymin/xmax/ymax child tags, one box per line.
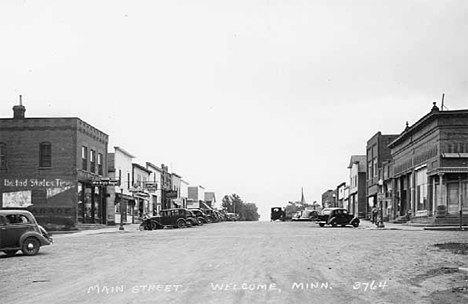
<box><xmin>1</xmin><ymin>1</ymin><xmax>467</xmax><ymax>303</ymax></box>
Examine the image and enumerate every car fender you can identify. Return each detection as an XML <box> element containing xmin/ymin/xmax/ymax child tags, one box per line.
<box><xmin>327</xmin><ymin>216</ymin><xmax>338</xmax><ymax>224</ymax></box>
<box><xmin>20</xmin><ymin>231</ymin><xmax>50</xmax><ymax>246</ymax></box>
<box><xmin>350</xmin><ymin>217</ymin><xmax>360</xmax><ymax>224</ymax></box>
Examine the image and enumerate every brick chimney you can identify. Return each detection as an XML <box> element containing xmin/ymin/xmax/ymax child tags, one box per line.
<box><xmin>13</xmin><ymin>95</ymin><xmax>26</xmax><ymax>119</ymax></box>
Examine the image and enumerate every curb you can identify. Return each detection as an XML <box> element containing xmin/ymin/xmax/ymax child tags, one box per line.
<box><xmin>424</xmin><ymin>227</ymin><xmax>467</xmax><ymax>231</ymax></box>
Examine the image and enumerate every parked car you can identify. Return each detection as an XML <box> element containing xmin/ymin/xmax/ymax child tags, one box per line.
<box><xmin>291</xmin><ymin>211</ymin><xmax>303</xmax><ymax>221</ymax></box>
<box><xmin>203</xmin><ymin>209</ymin><xmax>219</xmax><ymax>223</ymax></box>
<box><xmin>185</xmin><ymin>209</ymin><xmax>200</xmax><ymax>226</ymax></box>
<box><xmin>188</xmin><ymin>208</ymin><xmax>209</xmax><ymax>224</ymax></box>
<box><xmin>226</xmin><ymin>213</ymin><xmax>237</xmax><ymax>221</ymax></box>
<box><xmin>270</xmin><ymin>207</ymin><xmax>285</xmax><ymax>221</ymax></box>
<box><xmin>139</xmin><ymin>216</ymin><xmax>163</xmax><ymax>230</ymax></box>
<box><xmin>292</xmin><ymin>209</ymin><xmax>319</xmax><ymax>221</ymax></box>
<box><xmin>316</xmin><ymin>208</ymin><xmax>360</xmax><ymax>228</ymax></box>
<box><xmin>152</xmin><ymin>208</ymin><xmax>194</xmax><ymax>229</ymax></box>
<box><xmin>0</xmin><ymin>210</ymin><xmax>53</xmax><ymax>256</ymax></box>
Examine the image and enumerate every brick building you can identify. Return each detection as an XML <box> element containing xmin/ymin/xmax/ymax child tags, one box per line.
<box><xmin>366</xmin><ymin>132</ymin><xmax>399</xmax><ymax>218</ymax></box>
<box><xmin>388</xmin><ymin>103</ymin><xmax>468</xmax><ymax>225</ymax></box>
<box><xmin>0</xmin><ymin>100</ymin><xmax>108</xmax><ymax>230</ymax></box>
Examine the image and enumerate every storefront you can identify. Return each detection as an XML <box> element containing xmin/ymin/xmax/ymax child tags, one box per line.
<box><xmin>114</xmin><ymin>192</ymin><xmax>135</xmax><ymax>224</ymax></box>
<box><xmin>77</xmin><ymin>181</ymin><xmax>107</xmax><ymax>224</ymax></box>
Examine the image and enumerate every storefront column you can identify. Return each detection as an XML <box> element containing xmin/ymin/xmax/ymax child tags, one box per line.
<box><xmin>432</xmin><ymin>176</ymin><xmax>436</xmax><ymax>218</ymax></box>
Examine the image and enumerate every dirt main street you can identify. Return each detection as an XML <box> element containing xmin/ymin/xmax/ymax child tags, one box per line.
<box><xmin>1</xmin><ymin>221</ymin><xmax>467</xmax><ymax>304</ymax></box>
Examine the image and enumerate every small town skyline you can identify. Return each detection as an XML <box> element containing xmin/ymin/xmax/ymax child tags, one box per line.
<box><xmin>1</xmin><ymin>0</ymin><xmax>467</xmax><ymax>220</ymax></box>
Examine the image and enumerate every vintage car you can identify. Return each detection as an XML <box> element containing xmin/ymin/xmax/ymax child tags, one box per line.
<box><xmin>225</xmin><ymin>213</ymin><xmax>238</xmax><ymax>221</ymax></box>
<box><xmin>140</xmin><ymin>208</ymin><xmax>194</xmax><ymax>230</ymax></box>
<box><xmin>203</xmin><ymin>209</ymin><xmax>219</xmax><ymax>223</ymax></box>
<box><xmin>291</xmin><ymin>211</ymin><xmax>303</xmax><ymax>221</ymax></box>
<box><xmin>295</xmin><ymin>210</ymin><xmax>319</xmax><ymax>222</ymax></box>
<box><xmin>185</xmin><ymin>209</ymin><xmax>201</xmax><ymax>226</ymax></box>
<box><xmin>0</xmin><ymin>210</ymin><xmax>53</xmax><ymax>256</ymax></box>
<box><xmin>270</xmin><ymin>207</ymin><xmax>285</xmax><ymax>221</ymax></box>
<box><xmin>316</xmin><ymin>208</ymin><xmax>360</xmax><ymax>228</ymax></box>
<box><xmin>188</xmin><ymin>208</ymin><xmax>209</xmax><ymax>224</ymax></box>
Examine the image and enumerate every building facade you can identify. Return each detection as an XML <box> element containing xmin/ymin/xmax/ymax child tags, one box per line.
<box><xmin>181</xmin><ymin>179</ymin><xmax>189</xmax><ymax>208</ymax></box>
<box><xmin>204</xmin><ymin>192</ymin><xmax>216</xmax><ymax>208</ymax></box>
<box><xmin>0</xmin><ymin>101</ymin><xmax>108</xmax><ymax>230</ymax></box>
<box><xmin>146</xmin><ymin>162</ymin><xmax>162</xmax><ymax>215</ymax></box>
<box><xmin>366</xmin><ymin>132</ymin><xmax>399</xmax><ymax>218</ymax></box>
<box><xmin>187</xmin><ymin>185</ymin><xmax>206</xmax><ymax>208</ymax></box>
<box><xmin>348</xmin><ymin>155</ymin><xmax>367</xmax><ymax>218</ymax></box>
<box><xmin>108</xmin><ymin>147</ymin><xmax>135</xmax><ymax>225</ymax></box>
<box><xmin>389</xmin><ymin>104</ymin><xmax>468</xmax><ymax>224</ymax></box>
<box><xmin>336</xmin><ymin>182</ymin><xmax>346</xmax><ymax>208</ymax></box>
<box><xmin>160</xmin><ymin>164</ymin><xmax>172</xmax><ymax>210</ymax></box>
<box><xmin>132</xmin><ymin>163</ymin><xmax>151</xmax><ymax>221</ymax></box>
<box><xmin>171</xmin><ymin>172</ymin><xmax>183</xmax><ymax>208</ymax></box>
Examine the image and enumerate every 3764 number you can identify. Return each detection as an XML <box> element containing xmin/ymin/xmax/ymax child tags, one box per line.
<box><xmin>353</xmin><ymin>280</ymin><xmax>388</xmax><ymax>291</ymax></box>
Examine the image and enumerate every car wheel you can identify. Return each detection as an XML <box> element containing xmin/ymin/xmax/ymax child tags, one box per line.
<box><xmin>22</xmin><ymin>237</ymin><xmax>41</xmax><ymax>256</ymax></box>
<box><xmin>352</xmin><ymin>221</ymin><xmax>360</xmax><ymax>228</ymax></box>
<box><xmin>139</xmin><ymin>223</ymin><xmax>146</xmax><ymax>231</ymax></box>
<box><xmin>331</xmin><ymin>221</ymin><xmax>337</xmax><ymax>227</ymax></box>
<box><xmin>177</xmin><ymin>219</ymin><xmax>186</xmax><ymax>228</ymax></box>
<box><xmin>3</xmin><ymin>250</ymin><xmax>17</xmax><ymax>257</ymax></box>
<box><xmin>150</xmin><ymin>221</ymin><xmax>158</xmax><ymax>230</ymax></box>
<box><xmin>198</xmin><ymin>218</ymin><xmax>204</xmax><ymax>225</ymax></box>
<box><xmin>319</xmin><ymin>223</ymin><xmax>325</xmax><ymax>227</ymax></box>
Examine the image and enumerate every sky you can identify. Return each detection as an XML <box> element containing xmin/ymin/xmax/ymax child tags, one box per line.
<box><xmin>1</xmin><ymin>0</ymin><xmax>467</xmax><ymax>221</ymax></box>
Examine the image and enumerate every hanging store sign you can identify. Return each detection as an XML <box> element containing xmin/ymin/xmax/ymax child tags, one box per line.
<box><xmin>165</xmin><ymin>190</ymin><xmax>178</xmax><ymax>199</ymax></box>
<box><xmin>92</xmin><ymin>179</ymin><xmax>120</xmax><ymax>186</ymax></box>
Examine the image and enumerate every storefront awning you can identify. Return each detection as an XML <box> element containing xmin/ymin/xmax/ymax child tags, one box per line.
<box><xmin>115</xmin><ymin>193</ymin><xmax>134</xmax><ymax>201</ymax></box>
<box><xmin>428</xmin><ymin>167</ymin><xmax>468</xmax><ymax>175</ymax></box>
<box><xmin>441</xmin><ymin>153</ymin><xmax>468</xmax><ymax>158</ymax></box>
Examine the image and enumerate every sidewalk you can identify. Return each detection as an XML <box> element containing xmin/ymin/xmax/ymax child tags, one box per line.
<box><xmin>359</xmin><ymin>220</ymin><xmax>424</xmax><ymax>231</ymax></box>
<box><xmin>359</xmin><ymin>220</ymin><xmax>467</xmax><ymax>231</ymax></box>
<box><xmin>52</xmin><ymin>224</ymin><xmax>141</xmax><ymax>237</ymax></box>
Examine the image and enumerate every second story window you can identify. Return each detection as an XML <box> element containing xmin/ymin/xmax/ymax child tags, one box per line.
<box><xmin>82</xmin><ymin>146</ymin><xmax>88</xmax><ymax>171</ymax></box>
<box><xmin>97</xmin><ymin>153</ymin><xmax>103</xmax><ymax>175</ymax></box>
<box><xmin>39</xmin><ymin>142</ymin><xmax>52</xmax><ymax>168</ymax></box>
<box><xmin>90</xmin><ymin>150</ymin><xmax>96</xmax><ymax>173</ymax></box>
<box><xmin>0</xmin><ymin>143</ymin><xmax>6</xmax><ymax>170</ymax></box>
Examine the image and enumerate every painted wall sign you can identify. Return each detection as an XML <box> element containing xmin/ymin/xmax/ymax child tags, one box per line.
<box><xmin>2</xmin><ymin>191</ymin><xmax>32</xmax><ymax>208</ymax></box>
<box><xmin>3</xmin><ymin>178</ymin><xmax>73</xmax><ymax>188</ymax></box>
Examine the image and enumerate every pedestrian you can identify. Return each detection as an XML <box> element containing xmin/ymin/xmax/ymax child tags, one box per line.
<box><xmin>371</xmin><ymin>206</ymin><xmax>378</xmax><ymax>224</ymax></box>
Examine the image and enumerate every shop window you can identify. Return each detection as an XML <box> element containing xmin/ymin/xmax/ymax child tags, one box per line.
<box><xmin>39</xmin><ymin>142</ymin><xmax>52</xmax><ymax>168</ymax></box>
<box><xmin>90</xmin><ymin>149</ymin><xmax>96</xmax><ymax>173</ymax></box>
<box><xmin>415</xmin><ymin>168</ymin><xmax>428</xmax><ymax>211</ymax></box>
<box><xmin>82</xmin><ymin>146</ymin><xmax>88</xmax><ymax>171</ymax></box>
<box><xmin>0</xmin><ymin>143</ymin><xmax>6</xmax><ymax>170</ymax></box>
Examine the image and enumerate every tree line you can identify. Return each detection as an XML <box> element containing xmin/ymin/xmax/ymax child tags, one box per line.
<box><xmin>221</xmin><ymin>194</ymin><xmax>260</xmax><ymax>221</ymax></box>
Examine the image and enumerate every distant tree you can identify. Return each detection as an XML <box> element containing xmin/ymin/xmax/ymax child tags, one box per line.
<box><xmin>221</xmin><ymin>194</ymin><xmax>259</xmax><ymax>221</ymax></box>
<box><xmin>242</xmin><ymin>203</ymin><xmax>260</xmax><ymax>221</ymax></box>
